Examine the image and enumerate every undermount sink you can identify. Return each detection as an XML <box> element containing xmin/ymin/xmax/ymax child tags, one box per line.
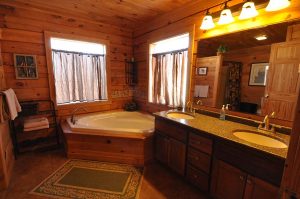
<box><xmin>166</xmin><ymin>111</ymin><xmax>195</xmax><ymax>120</ymax></box>
<box><xmin>233</xmin><ymin>130</ymin><xmax>288</xmax><ymax>149</ymax></box>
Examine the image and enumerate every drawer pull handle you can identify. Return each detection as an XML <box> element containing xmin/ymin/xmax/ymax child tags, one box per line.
<box><xmin>239</xmin><ymin>176</ymin><xmax>244</xmax><ymax>181</ymax></box>
<box><xmin>247</xmin><ymin>179</ymin><xmax>252</xmax><ymax>184</ymax></box>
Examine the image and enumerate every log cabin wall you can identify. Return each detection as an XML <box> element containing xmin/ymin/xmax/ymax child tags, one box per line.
<box><xmin>223</xmin><ymin>45</ymin><xmax>271</xmax><ymax>105</ymax></box>
<box><xmin>0</xmin><ymin>5</ymin><xmax>134</xmax><ymax>117</ymax></box>
<box><xmin>133</xmin><ymin>0</ymin><xmax>300</xmax><ymax>113</ymax></box>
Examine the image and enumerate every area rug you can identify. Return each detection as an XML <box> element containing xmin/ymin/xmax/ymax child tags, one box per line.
<box><xmin>30</xmin><ymin>159</ymin><xmax>144</xmax><ymax>199</ymax></box>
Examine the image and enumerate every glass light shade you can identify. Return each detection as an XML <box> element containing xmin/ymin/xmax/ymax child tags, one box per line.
<box><xmin>218</xmin><ymin>9</ymin><xmax>234</xmax><ymax>25</ymax></box>
<box><xmin>239</xmin><ymin>1</ymin><xmax>258</xmax><ymax>20</ymax></box>
<box><xmin>266</xmin><ymin>0</ymin><xmax>290</xmax><ymax>11</ymax></box>
<box><xmin>200</xmin><ymin>15</ymin><xmax>215</xmax><ymax>30</ymax></box>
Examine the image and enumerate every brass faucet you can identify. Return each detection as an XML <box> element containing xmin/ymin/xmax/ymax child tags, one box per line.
<box><xmin>186</xmin><ymin>101</ymin><xmax>194</xmax><ymax>113</ymax></box>
<box><xmin>259</xmin><ymin>112</ymin><xmax>275</xmax><ymax>133</ymax></box>
<box><xmin>71</xmin><ymin>106</ymin><xmax>88</xmax><ymax>124</ymax></box>
<box><xmin>196</xmin><ymin>99</ymin><xmax>203</xmax><ymax>106</ymax></box>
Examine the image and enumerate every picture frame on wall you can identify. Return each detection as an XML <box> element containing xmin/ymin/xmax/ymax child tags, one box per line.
<box><xmin>14</xmin><ymin>54</ymin><xmax>38</xmax><ymax>79</ymax></box>
<box><xmin>248</xmin><ymin>62</ymin><xmax>269</xmax><ymax>86</ymax></box>
<box><xmin>198</xmin><ymin>67</ymin><xmax>208</xmax><ymax>75</ymax></box>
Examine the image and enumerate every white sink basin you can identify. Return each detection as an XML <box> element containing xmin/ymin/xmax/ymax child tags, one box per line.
<box><xmin>166</xmin><ymin>111</ymin><xmax>195</xmax><ymax>120</ymax></box>
<box><xmin>233</xmin><ymin>130</ymin><xmax>287</xmax><ymax>149</ymax></box>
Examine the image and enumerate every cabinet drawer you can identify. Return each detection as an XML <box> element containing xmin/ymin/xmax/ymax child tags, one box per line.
<box><xmin>189</xmin><ymin>133</ymin><xmax>212</xmax><ymax>154</ymax></box>
<box><xmin>155</xmin><ymin>118</ymin><xmax>187</xmax><ymax>143</ymax></box>
<box><xmin>188</xmin><ymin>147</ymin><xmax>211</xmax><ymax>173</ymax></box>
<box><xmin>186</xmin><ymin>164</ymin><xmax>209</xmax><ymax>192</ymax></box>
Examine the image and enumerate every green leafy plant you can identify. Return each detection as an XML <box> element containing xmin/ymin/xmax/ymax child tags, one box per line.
<box><xmin>124</xmin><ymin>101</ymin><xmax>138</xmax><ymax>111</ymax></box>
<box><xmin>217</xmin><ymin>44</ymin><xmax>228</xmax><ymax>53</ymax></box>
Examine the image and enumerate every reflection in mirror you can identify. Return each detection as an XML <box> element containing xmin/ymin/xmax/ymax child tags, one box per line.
<box><xmin>193</xmin><ymin>21</ymin><xmax>300</xmax><ymax>121</ymax></box>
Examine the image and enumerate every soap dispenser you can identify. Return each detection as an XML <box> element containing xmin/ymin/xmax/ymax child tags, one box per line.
<box><xmin>220</xmin><ymin>105</ymin><xmax>226</xmax><ymax>120</ymax></box>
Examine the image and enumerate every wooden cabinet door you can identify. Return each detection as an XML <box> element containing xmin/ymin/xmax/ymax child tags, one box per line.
<box><xmin>244</xmin><ymin>175</ymin><xmax>279</xmax><ymax>199</ymax></box>
<box><xmin>262</xmin><ymin>41</ymin><xmax>300</xmax><ymax>121</ymax></box>
<box><xmin>211</xmin><ymin>159</ymin><xmax>247</xmax><ymax>199</ymax></box>
<box><xmin>281</xmin><ymin>83</ymin><xmax>300</xmax><ymax>198</ymax></box>
<box><xmin>155</xmin><ymin>133</ymin><xmax>169</xmax><ymax>165</ymax></box>
<box><xmin>168</xmin><ymin>138</ymin><xmax>186</xmax><ymax>176</ymax></box>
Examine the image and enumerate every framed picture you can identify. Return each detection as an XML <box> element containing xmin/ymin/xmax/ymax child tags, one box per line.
<box><xmin>198</xmin><ymin>67</ymin><xmax>208</xmax><ymax>75</ymax></box>
<box><xmin>249</xmin><ymin>63</ymin><xmax>269</xmax><ymax>86</ymax></box>
<box><xmin>14</xmin><ymin>54</ymin><xmax>38</xmax><ymax>79</ymax></box>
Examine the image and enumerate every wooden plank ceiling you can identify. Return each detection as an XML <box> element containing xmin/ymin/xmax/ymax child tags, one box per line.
<box><xmin>0</xmin><ymin>0</ymin><xmax>195</xmax><ymax>28</ymax></box>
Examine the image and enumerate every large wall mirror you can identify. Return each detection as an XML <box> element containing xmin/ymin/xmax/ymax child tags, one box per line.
<box><xmin>192</xmin><ymin>20</ymin><xmax>300</xmax><ymax>122</ymax></box>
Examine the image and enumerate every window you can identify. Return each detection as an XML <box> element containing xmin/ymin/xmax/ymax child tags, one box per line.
<box><xmin>149</xmin><ymin>34</ymin><xmax>189</xmax><ymax>107</ymax></box>
<box><xmin>50</xmin><ymin>38</ymin><xmax>108</xmax><ymax>105</ymax></box>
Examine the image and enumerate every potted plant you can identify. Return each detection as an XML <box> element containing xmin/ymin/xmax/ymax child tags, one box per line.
<box><xmin>217</xmin><ymin>44</ymin><xmax>228</xmax><ymax>55</ymax></box>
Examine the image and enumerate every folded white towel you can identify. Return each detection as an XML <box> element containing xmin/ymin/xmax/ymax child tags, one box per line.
<box><xmin>24</xmin><ymin>117</ymin><xmax>49</xmax><ymax>129</ymax></box>
<box><xmin>194</xmin><ymin>85</ymin><xmax>209</xmax><ymax>98</ymax></box>
<box><xmin>24</xmin><ymin>124</ymin><xmax>49</xmax><ymax>132</ymax></box>
<box><xmin>3</xmin><ymin>88</ymin><xmax>21</xmax><ymax>120</ymax></box>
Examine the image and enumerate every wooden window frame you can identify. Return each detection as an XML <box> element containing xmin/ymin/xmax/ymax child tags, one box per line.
<box><xmin>147</xmin><ymin>25</ymin><xmax>195</xmax><ymax>107</ymax></box>
<box><xmin>44</xmin><ymin>31</ymin><xmax>112</xmax><ymax>112</ymax></box>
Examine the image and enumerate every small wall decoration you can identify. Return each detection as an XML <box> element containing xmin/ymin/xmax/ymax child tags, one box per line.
<box><xmin>198</xmin><ymin>67</ymin><xmax>208</xmax><ymax>75</ymax></box>
<box><xmin>249</xmin><ymin>63</ymin><xmax>269</xmax><ymax>86</ymax></box>
<box><xmin>14</xmin><ymin>54</ymin><xmax>38</xmax><ymax>79</ymax></box>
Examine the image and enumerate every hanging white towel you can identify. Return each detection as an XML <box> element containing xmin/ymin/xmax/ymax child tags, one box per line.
<box><xmin>194</xmin><ymin>85</ymin><xmax>209</xmax><ymax>98</ymax></box>
<box><xmin>23</xmin><ymin>124</ymin><xmax>49</xmax><ymax>132</ymax></box>
<box><xmin>3</xmin><ymin>88</ymin><xmax>22</xmax><ymax>120</ymax></box>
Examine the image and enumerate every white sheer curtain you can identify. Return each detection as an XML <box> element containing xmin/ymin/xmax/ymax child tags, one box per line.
<box><xmin>52</xmin><ymin>50</ymin><xmax>107</xmax><ymax>104</ymax></box>
<box><xmin>150</xmin><ymin>50</ymin><xmax>188</xmax><ymax>107</ymax></box>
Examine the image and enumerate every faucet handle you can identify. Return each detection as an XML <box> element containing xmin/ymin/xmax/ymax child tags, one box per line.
<box><xmin>270</xmin><ymin>112</ymin><xmax>275</xmax><ymax>118</ymax></box>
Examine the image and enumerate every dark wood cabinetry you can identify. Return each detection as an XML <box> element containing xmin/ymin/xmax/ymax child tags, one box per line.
<box><xmin>169</xmin><ymin>138</ymin><xmax>186</xmax><ymax>175</ymax></box>
<box><xmin>244</xmin><ymin>175</ymin><xmax>279</xmax><ymax>199</ymax></box>
<box><xmin>211</xmin><ymin>159</ymin><xmax>279</xmax><ymax>199</ymax></box>
<box><xmin>211</xmin><ymin>159</ymin><xmax>246</xmax><ymax>199</ymax></box>
<box><xmin>155</xmin><ymin>118</ymin><xmax>187</xmax><ymax>176</ymax></box>
<box><xmin>154</xmin><ymin>116</ymin><xmax>284</xmax><ymax>198</ymax></box>
<box><xmin>186</xmin><ymin>132</ymin><xmax>213</xmax><ymax>192</ymax></box>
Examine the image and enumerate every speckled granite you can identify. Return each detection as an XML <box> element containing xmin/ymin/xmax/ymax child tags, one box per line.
<box><xmin>154</xmin><ymin>111</ymin><xmax>290</xmax><ymax>159</ymax></box>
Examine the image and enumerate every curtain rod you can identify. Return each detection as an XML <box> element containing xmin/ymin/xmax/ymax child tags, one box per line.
<box><xmin>152</xmin><ymin>48</ymin><xmax>188</xmax><ymax>56</ymax></box>
<box><xmin>134</xmin><ymin>0</ymin><xmax>233</xmax><ymax>39</ymax></box>
<box><xmin>52</xmin><ymin>49</ymin><xmax>105</xmax><ymax>56</ymax></box>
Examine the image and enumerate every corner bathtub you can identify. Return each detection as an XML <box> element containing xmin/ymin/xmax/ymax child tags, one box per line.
<box><xmin>61</xmin><ymin>111</ymin><xmax>154</xmax><ymax>166</ymax></box>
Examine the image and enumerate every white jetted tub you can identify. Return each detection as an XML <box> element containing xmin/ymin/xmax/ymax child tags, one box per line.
<box><xmin>61</xmin><ymin>111</ymin><xmax>155</xmax><ymax>166</ymax></box>
<box><xmin>67</xmin><ymin>111</ymin><xmax>154</xmax><ymax>136</ymax></box>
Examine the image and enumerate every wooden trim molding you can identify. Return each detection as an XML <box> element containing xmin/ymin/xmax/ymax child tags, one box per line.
<box><xmin>44</xmin><ymin>31</ymin><xmax>112</xmax><ymax>112</ymax></box>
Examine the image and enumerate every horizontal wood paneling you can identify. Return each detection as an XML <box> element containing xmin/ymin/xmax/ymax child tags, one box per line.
<box><xmin>132</xmin><ymin>0</ymin><xmax>300</xmax><ymax>124</ymax></box>
<box><xmin>0</xmin><ymin>5</ymin><xmax>134</xmax><ymax>116</ymax></box>
<box><xmin>223</xmin><ymin>45</ymin><xmax>271</xmax><ymax>105</ymax></box>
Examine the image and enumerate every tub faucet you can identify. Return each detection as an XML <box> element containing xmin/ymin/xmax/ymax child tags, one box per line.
<box><xmin>196</xmin><ymin>99</ymin><xmax>203</xmax><ymax>106</ymax></box>
<box><xmin>71</xmin><ymin>106</ymin><xmax>88</xmax><ymax>125</ymax></box>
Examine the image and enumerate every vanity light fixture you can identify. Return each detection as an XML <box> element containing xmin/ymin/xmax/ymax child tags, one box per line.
<box><xmin>239</xmin><ymin>0</ymin><xmax>258</xmax><ymax>20</ymax></box>
<box><xmin>218</xmin><ymin>2</ymin><xmax>234</xmax><ymax>25</ymax></box>
<box><xmin>200</xmin><ymin>10</ymin><xmax>215</xmax><ymax>30</ymax></box>
<box><xmin>266</xmin><ymin>0</ymin><xmax>291</xmax><ymax>11</ymax></box>
<box><xmin>255</xmin><ymin>35</ymin><xmax>268</xmax><ymax>40</ymax></box>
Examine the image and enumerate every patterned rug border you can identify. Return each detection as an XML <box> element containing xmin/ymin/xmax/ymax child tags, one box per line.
<box><xmin>29</xmin><ymin>159</ymin><xmax>144</xmax><ymax>199</ymax></box>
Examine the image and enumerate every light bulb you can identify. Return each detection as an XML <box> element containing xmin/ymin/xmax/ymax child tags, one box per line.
<box><xmin>239</xmin><ymin>1</ymin><xmax>258</xmax><ymax>20</ymax></box>
<box><xmin>200</xmin><ymin>15</ymin><xmax>215</xmax><ymax>30</ymax></box>
<box><xmin>266</xmin><ymin>0</ymin><xmax>291</xmax><ymax>11</ymax></box>
<box><xmin>218</xmin><ymin>9</ymin><xmax>234</xmax><ymax>25</ymax></box>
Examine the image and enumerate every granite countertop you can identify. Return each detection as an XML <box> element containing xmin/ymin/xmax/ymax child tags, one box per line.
<box><xmin>154</xmin><ymin>111</ymin><xmax>290</xmax><ymax>159</ymax></box>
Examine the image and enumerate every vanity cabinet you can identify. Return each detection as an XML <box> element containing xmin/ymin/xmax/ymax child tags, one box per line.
<box><xmin>211</xmin><ymin>159</ymin><xmax>279</xmax><ymax>199</ymax></box>
<box><xmin>154</xmin><ymin>118</ymin><xmax>187</xmax><ymax>176</ymax></box>
<box><xmin>186</xmin><ymin>132</ymin><xmax>213</xmax><ymax>192</ymax></box>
